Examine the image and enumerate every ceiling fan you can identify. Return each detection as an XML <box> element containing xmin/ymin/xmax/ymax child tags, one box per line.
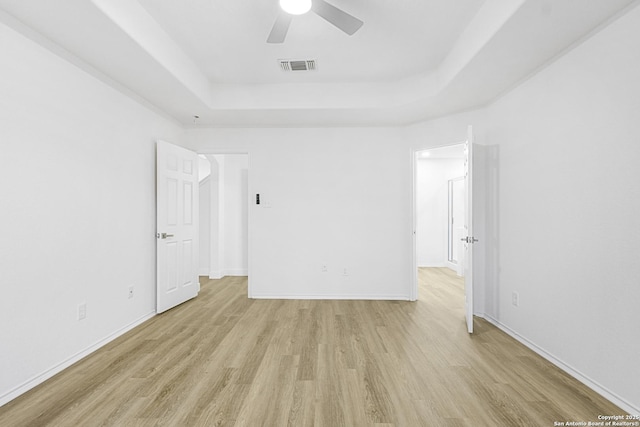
<box><xmin>267</xmin><ymin>0</ymin><xmax>363</xmax><ymax>43</ymax></box>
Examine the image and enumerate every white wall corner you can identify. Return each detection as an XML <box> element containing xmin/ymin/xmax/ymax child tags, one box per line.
<box><xmin>0</xmin><ymin>312</ymin><xmax>155</xmax><ymax>408</ymax></box>
<box><xmin>483</xmin><ymin>315</ymin><xmax>640</xmax><ymax>415</ymax></box>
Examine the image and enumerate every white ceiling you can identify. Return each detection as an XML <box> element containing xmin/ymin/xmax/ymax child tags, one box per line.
<box><xmin>0</xmin><ymin>0</ymin><xmax>637</xmax><ymax>127</ymax></box>
<box><xmin>136</xmin><ymin>0</ymin><xmax>485</xmax><ymax>84</ymax></box>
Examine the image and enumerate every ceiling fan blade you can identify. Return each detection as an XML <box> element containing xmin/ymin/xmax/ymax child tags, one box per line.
<box><xmin>267</xmin><ymin>13</ymin><xmax>293</xmax><ymax>43</ymax></box>
<box><xmin>312</xmin><ymin>0</ymin><xmax>363</xmax><ymax>35</ymax></box>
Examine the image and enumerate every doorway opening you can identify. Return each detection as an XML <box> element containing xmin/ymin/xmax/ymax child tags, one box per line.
<box><xmin>198</xmin><ymin>153</ymin><xmax>250</xmax><ymax>291</ymax></box>
<box><xmin>413</xmin><ymin>143</ymin><xmax>466</xmax><ymax>301</ymax></box>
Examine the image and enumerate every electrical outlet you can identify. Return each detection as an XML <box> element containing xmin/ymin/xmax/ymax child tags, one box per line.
<box><xmin>321</xmin><ymin>265</ymin><xmax>328</xmax><ymax>272</ymax></box>
<box><xmin>512</xmin><ymin>292</ymin><xmax>519</xmax><ymax>307</ymax></box>
<box><xmin>342</xmin><ymin>268</ymin><xmax>348</xmax><ymax>276</ymax></box>
<box><xmin>128</xmin><ymin>286</ymin><xmax>134</xmax><ymax>299</ymax></box>
<box><xmin>78</xmin><ymin>303</ymin><xmax>87</xmax><ymax>320</ymax></box>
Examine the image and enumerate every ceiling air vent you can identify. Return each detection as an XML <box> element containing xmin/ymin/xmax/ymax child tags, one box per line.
<box><xmin>279</xmin><ymin>59</ymin><xmax>316</xmax><ymax>72</ymax></box>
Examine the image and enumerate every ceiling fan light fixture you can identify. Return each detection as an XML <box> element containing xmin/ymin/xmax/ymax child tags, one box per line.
<box><xmin>279</xmin><ymin>0</ymin><xmax>312</xmax><ymax>15</ymax></box>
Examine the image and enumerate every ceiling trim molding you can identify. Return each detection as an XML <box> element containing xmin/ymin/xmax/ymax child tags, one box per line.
<box><xmin>1</xmin><ymin>0</ymin><xmax>637</xmax><ymax>126</ymax></box>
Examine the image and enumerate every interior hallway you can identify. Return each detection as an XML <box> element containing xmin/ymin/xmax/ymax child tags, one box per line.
<box><xmin>0</xmin><ymin>270</ymin><xmax>623</xmax><ymax>426</ymax></box>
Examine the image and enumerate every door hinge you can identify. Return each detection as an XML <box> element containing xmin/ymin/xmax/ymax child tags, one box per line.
<box><xmin>461</xmin><ymin>236</ymin><xmax>479</xmax><ymax>243</ymax></box>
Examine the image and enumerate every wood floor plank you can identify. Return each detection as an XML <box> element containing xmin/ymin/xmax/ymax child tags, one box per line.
<box><xmin>288</xmin><ymin>380</ymin><xmax>315</xmax><ymax>426</ymax></box>
<box><xmin>0</xmin><ymin>269</ymin><xmax>629</xmax><ymax>426</ymax></box>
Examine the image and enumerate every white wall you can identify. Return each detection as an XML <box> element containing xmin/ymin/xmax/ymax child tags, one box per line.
<box><xmin>482</xmin><ymin>4</ymin><xmax>640</xmax><ymax>411</ymax></box>
<box><xmin>198</xmin><ymin>156</ymin><xmax>211</xmax><ymax>181</ymax></box>
<box><xmin>184</xmin><ymin>128</ymin><xmax>414</xmax><ymax>299</ymax></box>
<box><xmin>0</xmin><ymin>21</ymin><xmax>182</xmax><ymax>405</ymax></box>
<box><xmin>221</xmin><ymin>154</ymin><xmax>248</xmax><ymax>276</ymax></box>
<box><xmin>407</xmin><ymin>4</ymin><xmax>640</xmax><ymax>413</ymax></box>
<box><xmin>416</xmin><ymin>157</ymin><xmax>464</xmax><ymax>267</ymax></box>
<box><xmin>199</xmin><ymin>176</ymin><xmax>211</xmax><ymax>275</ymax></box>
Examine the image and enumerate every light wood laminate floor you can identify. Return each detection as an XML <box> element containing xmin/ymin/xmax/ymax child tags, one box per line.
<box><xmin>0</xmin><ymin>268</ymin><xmax>624</xmax><ymax>426</ymax></box>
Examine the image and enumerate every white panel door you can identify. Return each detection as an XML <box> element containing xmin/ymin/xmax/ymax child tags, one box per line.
<box><xmin>462</xmin><ymin>126</ymin><xmax>477</xmax><ymax>333</ymax></box>
<box><xmin>157</xmin><ymin>140</ymin><xmax>199</xmax><ymax>313</ymax></box>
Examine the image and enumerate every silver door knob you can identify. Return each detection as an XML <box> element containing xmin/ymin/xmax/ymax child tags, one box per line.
<box><xmin>157</xmin><ymin>233</ymin><xmax>174</xmax><ymax>239</ymax></box>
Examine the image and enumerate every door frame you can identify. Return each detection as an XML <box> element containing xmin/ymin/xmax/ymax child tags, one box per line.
<box><xmin>198</xmin><ymin>150</ymin><xmax>251</xmax><ymax>296</ymax></box>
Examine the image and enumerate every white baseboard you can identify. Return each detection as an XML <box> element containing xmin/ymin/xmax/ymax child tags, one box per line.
<box><xmin>198</xmin><ymin>267</ymin><xmax>209</xmax><ymax>276</ymax></box>
<box><xmin>250</xmin><ymin>294</ymin><xmax>411</xmax><ymax>300</ymax></box>
<box><xmin>483</xmin><ymin>315</ymin><xmax>639</xmax><ymax>415</ymax></box>
<box><xmin>223</xmin><ymin>269</ymin><xmax>248</xmax><ymax>276</ymax></box>
<box><xmin>208</xmin><ymin>270</ymin><xmax>223</xmax><ymax>279</ymax></box>
<box><xmin>209</xmin><ymin>269</ymin><xmax>247</xmax><ymax>279</ymax></box>
<box><xmin>0</xmin><ymin>311</ymin><xmax>155</xmax><ymax>408</ymax></box>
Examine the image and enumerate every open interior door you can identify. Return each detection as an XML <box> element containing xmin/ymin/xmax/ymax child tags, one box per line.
<box><xmin>462</xmin><ymin>126</ymin><xmax>476</xmax><ymax>333</ymax></box>
<box><xmin>157</xmin><ymin>141</ymin><xmax>199</xmax><ymax>313</ymax></box>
